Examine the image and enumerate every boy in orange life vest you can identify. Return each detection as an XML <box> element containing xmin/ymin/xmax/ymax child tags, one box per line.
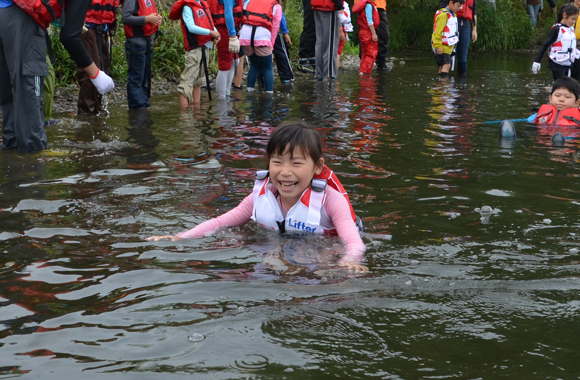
<box><xmin>353</xmin><ymin>0</ymin><xmax>378</xmax><ymax>75</ymax></box>
<box><xmin>530</xmin><ymin>77</ymin><xmax>580</xmax><ymax>126</ymax></box>
<box><xmin>78</xmin><ymin>0</ymin><xmax>119</xmax><ymax>115</ymax></box>
<box><xmin>122</xmin><ymin>0</ymin><xmax>162</xmax><ymax>109</ymax></box>
<box><xmin>170</xmin><ymin>0</ymin><xmax>220</xmax><ymax>106</ymax></box>
<box><xmin>431</xmin><ymin>0</ymin><xmax>463</xmax><ymax>78</ymax></box>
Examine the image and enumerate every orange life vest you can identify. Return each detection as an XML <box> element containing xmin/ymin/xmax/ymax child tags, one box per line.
<box><xmin>535</xmin><ymin>104</ymin><xmax>580</xmax><ymax>126</ymax></box>
<box><xmin>123</xmin><ymin>0</ymin><xmax>159</xmax><ymax>38</ymax></box>
<box><xmin>207</xmin><ymin>0</ymin><xmax>243</xmax><ymax>27</ymax></box>
<box><xmin>352</xmin><ymin>0</ymin><xmax>379</xmax><ymax>31</ymax></box>
<box><xmin>311</xmin><ymin>0</ymin><xmax>337</xmax><ymax>12</ymax></box>
<box><xmin>170</xmin><ymin>0</ymin><xmax>215</xmax><ymax>50</ymax></box>
<box><xmin>242</xmin><ymin>0</ymin><xmax>278</xmax><ymax>30</ymax></box>
<box><xmin>12</xmin><ymin>0</ymin><xmax>65</xmax><ymax>28</ymax></box>
<box><xmin>455</xmin><ymin>0</ymin><xmax>474</xmax><ymax>21</ymax></box>
<box><xmin>85</xmin><ymin>0</ymin><xmax>119</xmax><ymax>24</ymax></box>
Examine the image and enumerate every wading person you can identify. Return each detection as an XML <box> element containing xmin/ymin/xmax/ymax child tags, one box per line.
<box><xmin>170</xmin><ymin>0</ymin><xmax>220</xmax><ymax>106</ymax></box>
<box><xmin>208</xmin><ymin>0</ymin><xmax>243</xmax><ymax>99</ymax></box>
<box><xmin>78</xmin><ymin>0</ymin><xmax>119</xmax><ymax>115</ymax></box>
<box><xmin>374</xmin><ymin>0</ymin><xmax>389</xmax><ymax>71</ymax></box>
<box><xmin>0</xmin><ymin>0</ymin><xmax>114</xmax><ymax>151</ymax></box>
<box><xmin>273</xmin><ymin>11</ymin><xmax>294</xmax><ymax>83</ymax></box>
<box><xmin>432</xmin><ymin>0</ymin><xmax>463</xmax><ymax>78</ymax></box>
<box><xmin>311</xmin><ymin>0</ymin><xmax>344</xmax><ymax>81</ymax></box>
<box><xmin>353</xmin><ymin>0</ymin><xmax>379</xmax><ymax>75</ymax></box>
<box><xmin>532</xmin><ymin>4</ymin><xmax>579</xmax><ymax>81</ymax></box>
<box><xmin>122</xmin><ymin>0</ymin><xmax>162</xmax><ymax>109</ymax></box>
<box><xmin>527</xmin><ymin>0</ymin><xmax>556</xmax><ymax>28</ymax></box>
<box><xmin>148</xmin><ymin>122</ymin><xmax>368</xmax><ymax>273</ymax></box>
<box><xmin>440</xmin><ymin>0</ymin><xmax>477</xmax><ymax>77</ymax></box>
<box><xmin>239</xmin><ymin>0</ymin><xmax>282</xmax><ymax>93</ymax></box>
<box><xmin>298</xmin><ymin>0</ymin><xmax>316</xmax><ymax>73</ymax></box>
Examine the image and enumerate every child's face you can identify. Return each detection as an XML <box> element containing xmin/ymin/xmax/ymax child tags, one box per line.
<box><xmin>268</xmin><ymin>145</ymin><xmax>324</xmax><ymax>209</ymax></box>
<box><xmin>448</xmin><ymin>1</ymin><xmax>463</xmax><ymax>13</ymax></box>
<box><xmin>562</xmin><ymin>12</ymin><xmax>578</xmax><ymax>27</ymax></box>
<box><xmin>549</xmin><ymin>88</ymin><xmax>580</xmax><ymax>111</ymax></box>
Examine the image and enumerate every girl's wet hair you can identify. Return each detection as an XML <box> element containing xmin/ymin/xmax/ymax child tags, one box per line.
<box><xmin>266</xmin><ymin>122</ymin><xmax>323</xmax><ymax>166</ymax></box>
<box><xmin>557</xmin><ymin>4</ymin><xmax>579</xmax><ymax>22</ymax></box>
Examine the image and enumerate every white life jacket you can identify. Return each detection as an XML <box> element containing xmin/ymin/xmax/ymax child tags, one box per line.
<box><xmin>549</xmin><ymin>23</ymin><xmax>578</xmax><ymax>67</ymax></box>
<box><xmin>433</xmin><ymin>8</ymin><xmax>459</xmax><ymax>46</ymax></box>
<box><xmin>250</xmin><ymin>170</ymin><xmax>336</xmax><ymax>234</ymax></box>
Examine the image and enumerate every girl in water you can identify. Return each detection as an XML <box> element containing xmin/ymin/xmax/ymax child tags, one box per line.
<box><xmin>148</xmin><ymin>122</ymin><xmax>367</xmax><ymax>273</ymax></box>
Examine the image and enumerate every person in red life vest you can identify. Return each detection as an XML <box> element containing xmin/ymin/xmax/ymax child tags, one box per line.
<box><xmin>170</xmin><ymin>0</ymin><xmax>220</xmax><ymax>106</ymax></box>
<box><xmin>353</xmin><ymin>0</ymin><xmax>379</xmax><ymax>75</ymax></box>
<box><xmin>528</xmin><ymin>77</ymin><xmax>580</xmax><ymax>127</ymax></box>
<box><xmin>208</xmin><ymin>0</ymin><xmax>243</xmax><ymax>99</ymax></box>
<box><xmin>148</xmin><ymin>122</ymin><xmax>368</xmax><ymax>273</ymax></box>
<box><xmin>532</xmin><ymin>4</ymin><xmax>579</xmax><ymax>81</ymax></box>
<box><xmin>0</xmin><ymin>0</ymin><xmax>114</xmax><ymax>151</ymax></box>
<box><xmin>431</xmin><ymin>0</ymin><xmax>463</xmax><ymax>78</ymax></box>
<box><xmin>239</xmin><ymin>0</ymin><xmax>282</xmax><ymax>93</ymax></box>
<box><xmin>311</xmin><ymin>0</ymin><xmax>344</xmax><ymax>81</ymax></box>
<box><xmin>77</xmin><ymin>0</ymin><xmax>119</xmax><ymax>115</ymax></box>
<box><xmin>440</xmin><ymin>0</ymin><xmax>477</xmax><ymax>77</ymax></box>
<box><xmin>122</xmin><ymin>0</ymin><xmax>162</xmax><ymax>109</ymax></box>
<box><xmin>337</xmin><ymin>1</ymin><xmax>353</xmax><ymax>69</ymax></box>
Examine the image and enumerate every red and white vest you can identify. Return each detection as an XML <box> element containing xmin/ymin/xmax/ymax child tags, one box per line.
<box><xmin>549</xmin><ymin>24</ymin><xmax>578</xmax><ymax>67</ymax></box>
<box><xmin>250</xmin><ymin>167</ymin><xmax>362</xmax><ymax>235</ymax></box>
<box><xmin>13</xmin><ymin>0</ymin><xmax>65</xmax><ymax>28</ymax></box>
<box><xmin>535</xmin><ymin>104</ymin><xmax>580</xmax><ymax>126</ymax></box>
<box><xmin>433</xmin><ymin>8</ymin><xmax>458</xmax><ymax>46</ymax></box>
<box><xmin>455</xmin><ymin>0</ymin><xmax>474</xmax><ymax>21</ymax></box>
<box><xmin>352</xmin><ymin>0</ymin><xmax>379</xmax><ymax>31</ymax></box>
<box><xmin>208</xmin><ymin>0</ymin><xmax>243</xmax><ymax>27</ymax></box>
<box><xmin>123</xmin><ymin>0</ymin><xmax>159</xmax><ymax>38</ymax></box>
<box><xmin>170</xmin><ymin>0</ymin><xmax>215</xmax><ymax>50</ymax></box>
<box><xmin>85</xmin><ymin>0</ymin><xmax>119</xmax><ymax>25</ymax></box>
<box><xmin>242</xmin><ymin>0</ymin><xmax>278</xmax><ymax>30</ymax></box>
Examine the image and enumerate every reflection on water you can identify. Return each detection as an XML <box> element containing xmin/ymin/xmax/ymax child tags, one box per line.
<box><xmin>2</xmin><ymin>52</ymin><xmax>580</xmax><ymax>378</ymax></box>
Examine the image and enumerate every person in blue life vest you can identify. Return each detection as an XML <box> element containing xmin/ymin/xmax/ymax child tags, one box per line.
<box><xmin>526</xmin><ymin>77</ymin><xmax>580</xmax><ymax>126</ymax></box>
<box><xmin>432</xmin><ymin>0</ymin><xmax>464</xmax><ymax>78</ymax></box>
<box><xmin>148</xmin><ymin>122</ymin><xmax>368</xmax><ymax>273</ymax></box>
<box><xmin>532</xmin><ymin>4</ymin><xmax>579</xmax><ymax>81</ymax></box>
<box><xmin>0</xmin><ymin>0</ymin><xmax>115</xmax><ymax>151</ymax></box>
<box><xmin>170</xmin><ymin>0</ymin><xmax>220</xmax><ymax>106</ymax></box>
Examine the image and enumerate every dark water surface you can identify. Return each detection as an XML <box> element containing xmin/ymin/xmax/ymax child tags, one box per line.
<box><xmin>2</xmin><ymin>52</ymin><xmax>580</xmax><ymax>379</ymax></box>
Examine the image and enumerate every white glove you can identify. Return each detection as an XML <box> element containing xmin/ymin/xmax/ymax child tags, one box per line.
<box><xmin>532</xmin><ymin>62</ymin><xmax>541</xmax><ymax>74</ymax></box>
<box><xmin>228</xmin><ymin>36</ymin><xmax>240</xmax><ymax>53</ymax></box>
<box><xmin>90</xmin><ymin>69</ymin><xmax>115</xmax><ymax>94</ymax></box>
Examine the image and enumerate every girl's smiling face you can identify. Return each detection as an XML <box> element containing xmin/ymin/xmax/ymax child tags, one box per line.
<box><xmin>268</xmin><ymin>145</ymin><xmax>324</xmax><ymax>210</ymax></box>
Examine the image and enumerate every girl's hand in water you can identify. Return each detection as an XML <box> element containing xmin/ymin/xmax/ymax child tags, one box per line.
<box><xmin>339</xmin><ymin>262</ymin><xmax>368</xmax><ymax>273</ymax></box>
<box><xmin>146</xmin><ymin>235</ymin><xmax>182</xmax><ymax>241</ymax></box>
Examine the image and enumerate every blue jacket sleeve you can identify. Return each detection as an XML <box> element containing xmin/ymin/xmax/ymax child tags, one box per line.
<box><xmin>280</xmin><ymin>12</ymin><xmax>289</xmax><ymax>34</ymax></box>
<box><xmin>365</xmin><ymin>3</ymin><xmax>373</xmax><ymax>25</ymax></box>
<box><xmin>222</xmin><ymin>0</ymin><xmax>236</xmax><ymax>36</ymax></box>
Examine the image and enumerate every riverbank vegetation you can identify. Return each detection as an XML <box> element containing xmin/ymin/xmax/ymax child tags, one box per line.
<box><xmin>50</xmin><ymin>0</ymin><xmax>566</xmax><ymax>85</ymax></box>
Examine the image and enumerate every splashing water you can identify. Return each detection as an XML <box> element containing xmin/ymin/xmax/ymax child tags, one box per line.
<box><xmin>102</xmin><ymin>93</ymin><xmax>110</xmax><ymax>116</ymax></box>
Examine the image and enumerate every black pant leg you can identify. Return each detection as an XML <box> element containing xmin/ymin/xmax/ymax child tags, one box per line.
<box><xmin>376</xmin><ymin>9</ymin><xmax>390</xmax><ymax>67</ymax></box>
<box><xmin>273</xmin><ymin>34</ymin><xmax>294</xmax><ymax>81</ymax></box>
<box><xmin>298</xmin><ymin>0</ymin><xmax>316</xmax><ymax>59</ymax></box>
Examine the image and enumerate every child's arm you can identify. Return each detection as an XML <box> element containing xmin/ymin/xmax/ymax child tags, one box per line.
<box><xmin>270</xmin><ymin>4</ymin><xmax>283</xmax><ymax>47</ymax></box>
<box><xmin>147</xmin><ymin>193</ymin><xmax>254</xmax><ymax>240</ymax></box>
<box><xmin>280</xmin><ymin>12</ymin><xmax>292</xmax><ymax>45</ymax></box>
<box><xmin>364</xmin><ymin>4</ymin><xmax>377</xmax><ymax>41</ymax></box>
<box><xmin>182</xmin><ymin>6</ymin><xmax>221</xmax><ymax>39</ymax></box>
<box><xmin>431</xmin><ymin>11</ymin><xmax>448</xmax><ymax>53</ymax></box>
<box><xmin>322</xmin><ymin>189</ymin><xmax>367</xmax><ymax>270</ymax></box>
<box><xmin>534</xmin><ymin>25</ymin><xmax>560</xmax><ymax>64</ymax></box>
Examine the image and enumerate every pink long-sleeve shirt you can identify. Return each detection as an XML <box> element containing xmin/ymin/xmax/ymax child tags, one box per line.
<box><xmin>176</xmin><ymin>184</ymin><xmax>366</xmax><ymax>262</ymax></box>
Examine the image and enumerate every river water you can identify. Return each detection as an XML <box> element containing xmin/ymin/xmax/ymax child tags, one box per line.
<box><xmin>1</xmin><ymin>52</ymin><xmax>580</xmax><ymax>379</ymax></box>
